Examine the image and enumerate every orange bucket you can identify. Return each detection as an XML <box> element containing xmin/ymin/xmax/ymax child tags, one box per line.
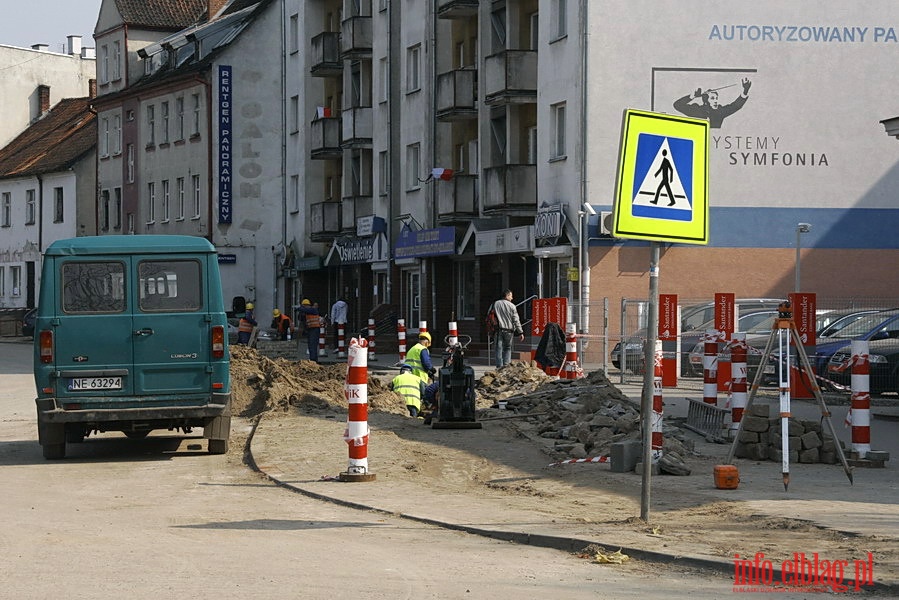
<box><xmin>714</xmin><ymin>465</ymin><xmax>740</xmax><ymax>490</ymax></box>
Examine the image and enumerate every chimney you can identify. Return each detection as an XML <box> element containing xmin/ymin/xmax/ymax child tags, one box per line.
<box><xmin>31</xmin><ymin>44</ymin><xmax>49</xmax><ymax>52</ymax></box>
<box><xmin>82</xmin><ymin>47</ymin><xmax>96</xmax><ymax>59</ymax></box>
<box><xmin>89</xmin><ymin>79</ymin><xmax>97</xmax><ymax>99</ymax></box>
<box><xmin>38</xmin><ymin>84</ymin><xmax>51</xmax><ymax>114</ymax></box>
<box><xmin>67</xmin><ymin>35</ymin><xmax>82</xmax><ymax>56</ymax></box>
<box><xmin>208</xmin><ymin>0</ymin><xmax>227</xmax><ymax>18</ymax></box>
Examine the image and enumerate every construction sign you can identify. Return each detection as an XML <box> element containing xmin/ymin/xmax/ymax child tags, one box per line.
<box><xmin>612</xmin><ymin>109</ymin><xmax>710</xmax><ymax>244</ymax></box>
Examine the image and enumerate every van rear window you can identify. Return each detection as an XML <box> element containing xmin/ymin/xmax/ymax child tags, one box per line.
<box><xmin>61</xmin><ymin>261</ymin><xmax>126</xmax><ymax>313</ymax></box>
<box><xmin>138</xmin><ymin>260</ymin><xmax>203</xmax><ymax>312</ymax></box>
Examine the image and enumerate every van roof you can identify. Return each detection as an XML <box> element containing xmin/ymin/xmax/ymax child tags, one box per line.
<box><xmin>45</xmin><ymin>235</ymin><xmax>216</xmax><ymax>256</ymax></box>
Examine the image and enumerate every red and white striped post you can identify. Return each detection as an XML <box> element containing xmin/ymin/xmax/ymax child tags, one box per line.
<box><xmin>447</xmin><ymin>320</ymin><xmax>458</xmax><ymax>348</ymax></box>
<box><xmin>367</xmin><ymin>318</ymin><xmax>377</xmax><ymax>361</ymax></box>
<box><xmin>397</xmin><ymin>319</ymin><xmax>406</xmax><ymax>362</ymax></box>
<box><xmin>730</xmin><ymin>332</ymin><xmax>748</xmax><ymax>434</ymax></box>
<box><xmin>703</xmin><ymin>329</ymin><xmax>719</xmax><ymax>406</ymax></box>
<box><xmin>563</xmin><ymin>323</ymin><xmax>582</xmax><ymax>379</ymax></box>
<box><xmin>337</xmin><ymin>323</ymin><xmax>346</xmax><ymax>359</ymax></box>
<box><xmin>652</xmin><ymin>340</ymin><xmax>664</xmax><ymax>463</ymax></box>
<box><xmin>319</xmin><ymin>328</ymin><xmax>327</xmax><ymax>357</ymax></box>
<box><xmin>419</xmin><ymin>320</ymin><xmax>428</xmax><ymax>335</ymax></box>
<box><xmin>849</xmin><ymin>340</ymin><xmax>871</xmax><ymax>457</ymax></box>
<box><xmin>340</xmin><ymin>338</ymin><xmax>375</xmax><ymax>481</ymax></box>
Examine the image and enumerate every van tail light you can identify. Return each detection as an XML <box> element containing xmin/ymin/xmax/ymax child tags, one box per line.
<box><xmin>211</xmin><ymin>325</ymin><xmax>225</xmax><ymax>359</ymax></box>
<box><xmin>39</xmin><ymin>330</ymin><xmax>54</xmax><ymax>364</ymax></box>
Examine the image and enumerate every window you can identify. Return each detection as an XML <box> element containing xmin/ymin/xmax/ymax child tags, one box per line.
<box><xmin>192</xmin><ymin>175</ymin><xmax>201</xmax><ymax>218</ymax></box>
<box><xmin>192</xmin><ymin>94</ymin><xmax>201</xmax><ymax>136</ymax></box>
<box><xmin>128</xmin><ymin>213</ymin><xmax>135</xmax><ymax>233</ymax></box>
<box><xmin>290</xmin><ymin>175</ymin><xmax>299</xmax><ymax>213</ymax></box>
<box><xmin>161</xmin><ymin>180</ymin><xmax>170</xmax><ymax>221</ymax></box>
<box><xmin>289</xmin><ymin>14</ymin><xmax>299</xmax><ymax>53</ymax></box>
<box><xmin>147</xmin><ymin>182</ymin><xmax>156</xmax><ymax>223</ymax></box>
<box><xmin>112</xmin><ymin>41</ymin><xmax>121</xmax><ymax>79</ymax></box>
<box><xmin>100</xmin><ymin>44</ymin><xmax>109</xmax><ymax>83</ymax></box>
<box><xmin>0</xmin><ymin>267</ymin><xmax>4</xmax><ymax>295</ymax></box>
<box><xmin>551</xmin><ymin>102</ymin><xmax>566</xmax><ymax>158</ymax></box>
<box><xmin>379</xmin><ymin>57</ymin><xmax>388</xmax><ymax>103</ymax></box>
<box><xmin>552</xmin><ymin>0</ymin><xmax>567</xmax><ymax>40</ymax></box>
<box><xmin>455</xmin><ymin>262</ymin><xmax>476</xmax><ymax>318</ymax></box>
<box><xmin>101</xmin><ymin>189</ymin><xmax>110</xmax><ymax>230</ymax></box>
<box><xmin>127</xmin><ymin>144</ymin><xmax>135</xmax><ymax>183</ymax></box>
<box><xmin>60</xmin><ymin>261</ymin><xmax>126</xmax><ymax>313</ymax></box>
<box><xmin>406</xmin><ymin>44</ymin><xmax>421</xmax><ymax>93</ymax></box>
<box><xmin>379</xmin><ymin>150</ymin><xmax>388</xmax><ymax>195</ymax></box>
<box><xmin>406</xmin><ymin>143</ymin><xmax>421</xmax><ymax>190</ymax></box>
<box><xmin>114</xmin><ymin>188</ymin><xmax>122</xmax><ymax>229</ymax></box>
<box><xmin>25</xmin><ymin>189</ymin><xmax>35</xmax><ymax>225</ymax></box>
<box><xmin>290</xmin><ymin>95</ymin><xmax>299</xmax><ymax>133</ymax></box>
<box><xmin>138</xmin><ymin>260</ymin><xmax>202</xmax><ymax>312</ymax></box>
<box><xmin>530</xmin><ymin>11</ymin><xmax>539</xmax><ymax>49</ymax></box>
<box><xmin>11</xmin><ymin>266</ymin><xmax>21</xmax><ymax>297</ymax></box>
<box><xmin>100</xmin><ymin>117</ymin><xmax>109</xmax><ymax>156</ymax></box>
<box><xmin>113</xmin><ymin>114</ymin><xmax>122</xmax><ymax>154</ymax></box>
<box><xmin>176</xmin><ymin>97</ymin><xmax>185</xmax><ymax>140</ymax></box>
<box><xmin>2</xmin><ymin>192</ymin><xmax>10</xmax><ymax>226</ymax></box>
<box><xmin>160</xmin><ymin>101</ymin><xmax>169</xmax><ymax>144</ymax></box>
<box><xmin>147</xmin><ymin>104</ymin><xmax>155</xmax><ymax>146</ymax></box>
<box><xmin>177</xmin><ymin>177</ymin><xmax>185</xmax><ymax>220</ymax></box>
<box><xmin>54</xmin><ymin>187</ymin><xmax>64</xmax><ymax>223</ymax></box>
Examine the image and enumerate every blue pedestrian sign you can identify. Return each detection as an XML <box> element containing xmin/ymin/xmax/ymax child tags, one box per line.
<box><xmin>613</xmin><ymin>109</ymin><xmax>710</xmax><ymax>244</ymax></box>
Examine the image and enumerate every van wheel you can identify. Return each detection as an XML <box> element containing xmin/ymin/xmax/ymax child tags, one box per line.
<box><xmin>42</xmin><ymin>443</ymin><xmax>66</xmax><ymax>460</ymax></box>
<box><xmin>208</xmin><ymin>439</ymin><xmax>229</xmax><ymax>454</ymax></box>
<box><xmin>124</xmin><ymin>430</ymin><xmax>150</xmax><ymax>439</ymax></box>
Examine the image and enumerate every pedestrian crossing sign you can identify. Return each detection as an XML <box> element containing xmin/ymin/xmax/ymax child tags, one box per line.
<box><xmin>612</xmin><ymin>109</ymin><xmax>710</xmax><ymax>244</ymax></box>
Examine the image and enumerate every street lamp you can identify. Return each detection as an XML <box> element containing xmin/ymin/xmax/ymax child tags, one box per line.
<box><xmin>795</xmin><ymin>223</ymin><xmax>812</xmax><ymax>292</ymax></box>
<box><xmin>578</xmin><ymin>203</ymin><xmax>596</xmax><ymax>353</ymax></box>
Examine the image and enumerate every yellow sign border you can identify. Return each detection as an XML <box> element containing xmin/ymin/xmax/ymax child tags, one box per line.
<box><xmin>612</xmin><ymin>109</ymin><xmax>710</xmax><ymax>245</ymax></box>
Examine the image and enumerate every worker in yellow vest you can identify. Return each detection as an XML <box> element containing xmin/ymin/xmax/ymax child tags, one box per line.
<box><xmin>389</xmin><ymin>364</ymin><xmax>427</xmax><ymax>417</ymax></box>
<box><xmin>405</xmin><ymin>331</ymin><xmax>435</xmax><ymax>382</ymax></box>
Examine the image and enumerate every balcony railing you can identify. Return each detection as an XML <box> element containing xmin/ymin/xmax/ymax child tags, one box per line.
<box><xmin>310</xmin><ymin>201</ymin><xmax>342</xmax><ymax>240</ymax></box>
<box><xmin>436</xmin><ymin>68</ymin><xmax>477</xmax><ymax>121</ymax></box>
<box><xmin>436</xmin><ymin>174</ymin><xmax>478</xmax><ymax>222</ymax></box>
<box><xmin>340</xmin><ymin>15</ymin><xmax>372</xmax><ymax>58</ymax></box>
<box><xmin>483</xmin><ymin>165</ymin><xmax>536</xmax><ymax>212</ymax></box>
<box><xmin>311</xmin><ymin>32</ymin><xmax>342</xmax><ymax>77</ymax></box>
<box><xmin>341</xmin><ymin>106</ymin><xmax>373</xmax><ymax>148</ymax></box>
<box><xmin>484</xmin><ymin>50</ymin><xmax>537</xmax><ymax>105</ymax></box>
<box><xmin>437</xmin><ymin>0</ymin><xmax>479</xmax><ymax>20</ymax></box>
<box><xmin>310</xmin><ymin>117</ymin><xmax>342</xmax><ymax>159</ymax></box>
<box><xmin>341</xmin><ymin>194</ymin><xmax>374</xmax><ymax>231</ymax></box>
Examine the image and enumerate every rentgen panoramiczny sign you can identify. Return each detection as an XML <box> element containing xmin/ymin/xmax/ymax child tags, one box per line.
<box><xmin>613</xmin><ymin>109</ymin><xmax>710</xmax><ymax>244</ymax></box>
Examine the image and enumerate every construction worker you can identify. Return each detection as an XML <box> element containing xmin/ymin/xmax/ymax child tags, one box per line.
<box><xmin>236</xmin><ymin>302</ymin><xmax>257</xmax><ymax>345</ymax></box>
<box><xmin>405</xmin><ymin>331</ymin><xmax>435</xmax><ymax>383</ymax></box>
<box><xmin>294</xmin><ymin>298</ymin><xmax>322</xmax><ymax>362</ymax></box>
<box><xmin>388</xmin><ymin>364</ymin><xmax>426</xmax><ymax>417</ymax></box>
<box><xmin>271</xmin><ymin>308</ymin><xmax>293</xmax><ymax>341</ymax></box>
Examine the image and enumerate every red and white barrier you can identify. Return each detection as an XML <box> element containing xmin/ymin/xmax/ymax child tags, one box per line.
<box><xmin>562</xmin><ymin>323</ymin><xmax>584</xmax><ymax>379</ymax></box>
<box><xmin>367</xmin><ymin>318</ymin><xmax>376</xmax><ymax>361</ymax></box>
<box><xmin>652</xmin><ymin>339</ymin><xmax>663</xmax><ymax>462</ymax></box>
<box><xmin>419</xmin><ymin>320</ymin><xmax>428</xmax><ymax>335</ymax></box>
<box><xmin>337</xmin><ymin>323</ymin><xmax>346</xmax><ymax>359</ymax></box>
<box><xmin>397</xmin><ymin>319</ymin><xmax>406</xmax><ymax>362</ymax></box>
<box><xmin>547</xmin><ymin>455</ymin><xmax>610</xmax><ymax>467</ymax></box>
<box><xmin>343</xmin><ymin>338</ymin><xmax>371</xmax><ymax>476</ymax></box>
<box><xmin>849</xmin><ymin>340</ymin><xmax>871</xmax><ymax>455</ymax></box>
<box><xmin>703</xmin><ymin>329</ymin><xmax>719</xmax><ymax>406</ymax></box>
<box><xmin>319</xmin><ymin>328</ymin><xmax>327</xmax><ymax>357</ymax></box>
<box><xmin>730</xmin><ymin>332</ymin><xmax>748</xmax><ymax>433</ymax></box>
<box><xmin>447</xmin><ymin>320</ymin><xmax>458</xmax><ymax>348</ymax></box>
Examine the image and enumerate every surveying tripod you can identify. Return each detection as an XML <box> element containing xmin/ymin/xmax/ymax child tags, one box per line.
<box><xmin>726</xmin><ymin>301</ymin><xmax>853</xmax><ymax>490</ymax></box>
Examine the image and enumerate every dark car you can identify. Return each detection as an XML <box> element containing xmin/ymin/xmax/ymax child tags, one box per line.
<box><xmin>826</xmin><ymin>338</ymin><xmax>899</xmax><ymax>395</ymax></box>
<box><xmin>22</xmin><ymin>308</ymin><xmax>36</xmax><ymax>337</ymax></box>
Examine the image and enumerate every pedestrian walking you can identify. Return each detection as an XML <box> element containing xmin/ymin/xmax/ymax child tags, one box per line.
<box><xmin>488</xmin><ymin>290</ymin><xmax>524</xmax><ymax>368</ymax></box>
<box><xmin>330</xmin><ymin>297</ymin><xmax>348</xmax><ymax>350</ymax></box>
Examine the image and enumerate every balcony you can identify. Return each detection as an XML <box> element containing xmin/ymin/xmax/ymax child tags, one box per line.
<box><xmin>437</xmin><ymin>0</ymin><xmax>479</xmax><ymax>20</ymax></box>
<box><xmin>310</xmin><ymin>117</ymin><xmax>342</xmax><ymax>159</ymax></box>
<box><xmin>484</xmin><ymin>50</ymin><xmax>537</xmax><ymax>105</ymax></box>
<box><xmin>341</xmin><ymin>106</ymin><xmax>372</xmax><ymax>148</ymax></box>
<box><xmin>311</xmin><ymin>32</ymin><xmax>342</xmax><ymax>77</ymax></box>
<box><xmin>310</xmin><ymin>201</ymin><xmax>342</xmax><ymax>241</ymax></box>
<box><xmin>436</xmin><ymin>68</ymin><xmax>477</xmax><ymax>121</ymax></box>
<box><xmin>483</xmin><ymin>165</ymin><xmax>536</xmax><ymax>213</ymax></box>
<box><xmin>340</xmin><ymin>15</ymin><xmax>372</xmax><ymax>59</ymax></box>
<box><xmin>436</xmin><ymin>174</ymin><xmax>478</xmax><ymax>223</ymax></box>
<box><xmin>341</xmin><ymin>194</ymin><xmax>374</xmax><ymax>231</ymax></box>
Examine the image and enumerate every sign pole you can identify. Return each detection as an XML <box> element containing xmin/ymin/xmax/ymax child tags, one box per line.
<box><xmin>640</xmin><ymin>241</ymin><xmax>661</xmax><ymax>521</ymax></box>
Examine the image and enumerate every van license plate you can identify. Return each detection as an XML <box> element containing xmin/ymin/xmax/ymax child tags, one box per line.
<box><xmin>68</xmin><ymin>377</ymin><xmax>123</xmax><ymax>391</ymax></box>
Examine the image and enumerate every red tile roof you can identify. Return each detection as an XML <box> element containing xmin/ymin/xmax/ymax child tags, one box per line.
<box><xmin>0</xmin><ymin>98</ymin><xmax>96</xmax><ymax>178</ymax></box>
<box><xmin>114</xmin><ymin>0</ymin><xmax>208</xmax><ymax>29</ymax></box>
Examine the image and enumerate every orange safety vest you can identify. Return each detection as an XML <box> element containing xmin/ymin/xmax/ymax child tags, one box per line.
<box><xmin>305</xmin><ymin>312</ymin><xmax>322</xmax><ymax>328</ymax></box>
<box><xmin>238</xmin><ymin>318</ymin><xmax>254</xmax><ymax>333</ymax></box>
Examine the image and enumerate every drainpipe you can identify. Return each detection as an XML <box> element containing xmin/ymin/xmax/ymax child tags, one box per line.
<box><xmin>579</xmin><ymin>0</ymin><xmax>590</xmax><ymax>347</ymax></box>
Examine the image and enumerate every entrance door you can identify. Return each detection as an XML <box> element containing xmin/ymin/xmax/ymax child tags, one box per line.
<box><xmin>404</xmin><ymin>269</ymin><xmax>421</xmax><ymax>329</ymax></box>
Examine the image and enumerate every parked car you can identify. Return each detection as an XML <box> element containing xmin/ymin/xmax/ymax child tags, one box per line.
<box><xmin>826</xmin><ymin>338</ymin><xmax>899</xmax><ymax>395</ymax></box>
<box><xmin>685</xmin><ymin>309</ymin><xmax>779</xmax><ymax>377</ymax></box>
<box><xmin>22</xmin><ymin>308</ymin><xmax>37</xmax><ymax>337</ymax></box>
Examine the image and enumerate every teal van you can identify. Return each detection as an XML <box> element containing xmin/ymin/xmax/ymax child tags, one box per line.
<box><xmin>33</xmin><ymin>235</ymin><xmax>231</xmax><ymax>459</ymax></box>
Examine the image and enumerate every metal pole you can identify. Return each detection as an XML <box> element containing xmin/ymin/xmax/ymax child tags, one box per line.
<box><xmin>640</xmin><ymin>242</ymin><xmax>661</xmax><ymax>521</ymax></box>
<box><xmin>794</xmin><ymin>227</ymin><xmax>801</xmax><ymax>292</ymax></box>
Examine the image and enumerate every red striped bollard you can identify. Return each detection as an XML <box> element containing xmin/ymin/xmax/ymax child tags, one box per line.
<box><xmin>367</xmin><ymin>318</ymin><xmax>377</xmax><ymax>361</ymax></box>
<box><xmin>564</xmin><ymin>323</ymin><xmax>580</xmax><ymax>379</ymax></box>
<box><xmin>849</xmin><ymin>340</ymin><xmax>871</xmax><ymax>456</ymax></box>
<box><xmin>397</xmin><ymin>319</ymin><xmax>406</xmax><ymax>362</ymax></box>
<box><xmin>319</xmin><ymin>328</ymin><xmax>327</xmax><ymax>358</ymax></box>
<box><xmin>340</xmin><ymin>338</ymin><xmax>375</xmax><ymax>481</ymax></box>
<box><xmin>447</xmin><ymin>320</ymin><xmax>458</xmax><ymax>347</ymax></box>
<box><xmin>419</xmin><ymin>321</ymin><xmax>428</xmax><ymax>335</ymax></box>
<box><xmin>729</xmin><ymin>332</ymin><xmax>747</xmax><ymax>434</ymax></box>
<box><xmin>652</xmin><ymin>340</ymin><xmax>664</xmax><ymax>462</ymax></box>
<box><xmin>703</xmin><ymin>329</ymin><xmax>719</xmax><ymax>406</ymax></box>
<box><xmin>337</xmin><ymin>323</ymin><xmax>346</xmax><ymax>359</ymax></box>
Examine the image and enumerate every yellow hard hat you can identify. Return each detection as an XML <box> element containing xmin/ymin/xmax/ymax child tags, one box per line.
<box><xmin>273</xmin><ymin>309</ymin><xmax>281</xmax><ymax>317</ymax></box>
<box><xmin>301</xmin><ymin>299</ymin><xmax>311</xmax><ymax>306</ymax></box>
<box><xmin>246</xmin><ymin>302</ymin><xmax>254</xmax><ymax>310</ymax></box>
<box><xmin>419</xmin><ymin>331</ymin><xmax>431</xmax><ymax>343</ymax></box>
